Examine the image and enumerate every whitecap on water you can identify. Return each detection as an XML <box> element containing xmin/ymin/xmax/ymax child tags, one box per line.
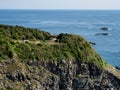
<box><xmin>32</xmin><ymin>21</ymin><xmax>61</xmax><ymax>25</ymax></box>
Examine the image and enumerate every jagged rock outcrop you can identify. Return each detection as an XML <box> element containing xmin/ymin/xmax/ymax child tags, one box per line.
<box><xmin>0</xmin><ymin>59</ymin><xmax>120</xmax><ymax>90</ymax></box>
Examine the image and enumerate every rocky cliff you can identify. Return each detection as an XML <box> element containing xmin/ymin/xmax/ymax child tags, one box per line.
<box><xmin>0</xmin><ymin>24</ymin><xmax>120</xmax><ymax>90</ymax></box>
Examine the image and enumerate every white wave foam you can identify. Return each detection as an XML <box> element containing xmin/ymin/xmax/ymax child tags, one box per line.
<box><xmin>32</xmin><ymin>21</ymin><xmax>115</xmax><ymax>30</ymax></box>
<box><xmin>32</xmin><ymin>21</ymin><xmax>91</xmax><ymax>26</ymax></box>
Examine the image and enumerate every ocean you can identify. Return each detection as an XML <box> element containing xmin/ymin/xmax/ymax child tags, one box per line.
<box><xmin>0</xmin><ymin>10</ymin><xmax>120</xmax><ymax>66</ymax></box>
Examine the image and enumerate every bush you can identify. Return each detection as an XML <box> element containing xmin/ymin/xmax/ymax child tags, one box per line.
<box><xmin>0</xmin><ymin>24</ymin><xmax>107</xmax><ymax>67</ymax></box>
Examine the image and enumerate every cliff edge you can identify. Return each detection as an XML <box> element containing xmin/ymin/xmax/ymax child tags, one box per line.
<box><xmin>0</xmin><ymin>24</ymin><xmax>120</xmax><ymax>90</ymax></box>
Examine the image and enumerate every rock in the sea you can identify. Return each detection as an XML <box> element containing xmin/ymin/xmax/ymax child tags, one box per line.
<box><xmin>115</xmin><ymin>66</ymin><xmax>120</xmax><ymax>70</ymax></box>
<box><xmin>99</xmin><ymin>27</ymin><xmax>111</xmax><ymax>31</ymax></box>
<box><xmin>89</xmin><ymin>42</ymin><xmax>96</xmax><ymax>45</ymax></box>
<box><xmin>94</xmin><ymin>33</ymin><xmax>111</xmax><ymax>36</ymax></box>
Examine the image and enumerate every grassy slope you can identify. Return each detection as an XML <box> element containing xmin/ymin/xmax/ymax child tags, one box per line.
<box><xmin>0</xmin><ymin>24</ymin><xmax>117</xmax><ymax>71</ymax></box>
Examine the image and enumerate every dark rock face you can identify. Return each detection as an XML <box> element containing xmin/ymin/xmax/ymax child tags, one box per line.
<box><xmin>26</xmin><ymin>60</ymin><xmax>120</xmax><ymax>90</ymax></box>
<box><xmin>0</xmin><ymin>60</ymin><xmax>120</xmax><ymax>90</ymax></box>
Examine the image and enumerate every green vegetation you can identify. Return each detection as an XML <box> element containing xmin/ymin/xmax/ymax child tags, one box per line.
<box><xmin>0</xmin><ymin>24</ymin><xmax>50</xmax><ymax>41</ymax></box>
<box><xmin>0</xmin><ymin>24</ymin><xmax>107</xmax><ymax>67</ymax></box>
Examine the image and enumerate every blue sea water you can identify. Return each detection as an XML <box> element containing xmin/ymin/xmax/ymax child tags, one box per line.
<box><xmin>0</xmin><ymin>9</ymin><xmax>120</xmax><ymax>66</ymax></box>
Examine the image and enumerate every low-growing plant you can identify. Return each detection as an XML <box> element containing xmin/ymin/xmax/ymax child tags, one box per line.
<box><xmin>0</xmin><ymin>24</ymin><xmax>107</xmax><ymax>67</ymax></box>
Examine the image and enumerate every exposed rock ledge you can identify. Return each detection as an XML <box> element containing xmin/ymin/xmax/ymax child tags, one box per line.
<box><xmin>0</xmin><ymin>59</ymin><xmax>120</xmax><ymax>90</ymax></box>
